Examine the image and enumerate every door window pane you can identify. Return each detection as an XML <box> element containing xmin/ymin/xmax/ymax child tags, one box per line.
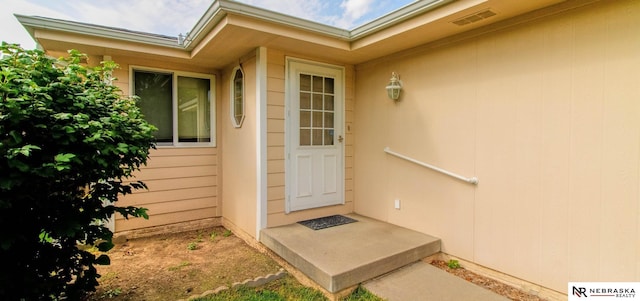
<box><xmin>312</xmin><ymin>112</ymin><xmax>323</xmax><ymax>127</ymax></box>
<box><xmin>300</xmin><ymin>129</ymin><xmax>311</xmax><ymax>146</ymax></box>
<box><xmin>324</xmin><ymin>78</ymin><xmax>334</xmax><ymax>94</ymax></box>
<box><xmin>300</xmin><ymin>111</ymin><xmax>311</xmax><ymax>127</ymax></box>
<box><xmin>300</xmin><ymin>92</ymin><xmax>311</xmax><ymax>109</ymax></box>
<box><xmin>324</xmin><ymin>112</ymin><xmax>334</xmax><ymax>128</ymax></box>
<box><xmin>300</xmin><ymin>74</ymin><xmax>311</xmax><ymax>91</ymax></box>
<box><xmin>312</xmin><ymin>94</ymin><xmax>323</xmax><ymax>110</ymax></box>
<box><xmin>324</xmin><ymin>95</ymin><xmax>334</xmax><ymax>111</ymax></box>
<box><xmin>312</xmin><ymin>129</ymin><xmax>323</xmax><ymax>146</ymax></box>
<box><xmin>312</xmin><ymin>76</ymin><xmax>323</xmax><ymax>93</ymax></box>
<box><xmin>324</xmin><ymin>129</ymin><xmax>334</xmax><ymax>146</ymax></box>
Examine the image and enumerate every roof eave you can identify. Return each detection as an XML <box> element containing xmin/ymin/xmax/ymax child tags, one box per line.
<box><xmin>14</xmin><ymin>14</ymin><xmax>181</xmax><ymax>49</ymax></box>
<box><xmin>350</xmin><ymin>0</ymin><xmax>457</xmax><ymax>39</ymax></box>
<box><xmin>14</xmin><ymin>0</ymin><xmax>459</xmax><ymax>57</ymax></box>
<box><xmin>182</xmin><ymin>0</ymin><xmax>351</xmax><ymax>51</ymax></box>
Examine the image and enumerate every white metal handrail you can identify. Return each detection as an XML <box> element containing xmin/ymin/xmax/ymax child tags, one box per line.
<box><xmin>384</xmin><ymin>147</ymin><xmax>478</xmax><ymax>185</ymax></box>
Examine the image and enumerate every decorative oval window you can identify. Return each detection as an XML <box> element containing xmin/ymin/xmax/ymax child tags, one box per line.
<box><xmin>230</xmin><ymin>66</ymin><xmax>245</xmax><ymax>128</ymax></box>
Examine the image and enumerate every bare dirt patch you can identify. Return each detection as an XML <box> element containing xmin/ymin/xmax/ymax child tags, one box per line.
<box><xmin>429</xmin><ymin>260</ymin><xmax>547</xmax><ymax>301</ymax></box>
<box><xmin>88</xmin><ymin>227</ymin><xmax>281</xmax><ymax>301</ymax></box>
<box><xmin>87</xmin><ymin>226</ymin><xmax>550</xmax><ymax>301</ymax></box>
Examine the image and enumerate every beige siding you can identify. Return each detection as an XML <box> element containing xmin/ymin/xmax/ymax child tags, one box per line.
<box><xmin>265</xmin><ymin>49</ymin><xmax>355</xmax><ymax>227</ymax></box>
<box><xmin>354</xmin><ymin>0</ymin><xmax>640</xmax><ymax>293</ymax></box>
<box><xmin>116</xmin><ymin>148</ymin><xmax>220</xmax><ymax>232</ymax></box>
<box><xmin>220</xmin><ymin>52</ymin><xmax>258</xmax><ymax>237</ymax></box>
<box><xmin>111</xmin><ymin>57</ymin><xmax>220</xmax><ymax>233</ymax></box>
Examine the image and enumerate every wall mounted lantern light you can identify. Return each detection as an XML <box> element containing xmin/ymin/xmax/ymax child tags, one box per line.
<box><xmin>385</xmin><ymin>72</ymin><xmax>402</xmax><ymax>101</ymax></box>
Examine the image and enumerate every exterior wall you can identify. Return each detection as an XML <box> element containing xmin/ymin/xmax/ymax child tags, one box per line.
<box><xmin>220</xmin><ymin>52</ymin><xmax>258</xmax><ymax>238</ymax></box>
<box><xmin>354</xmin><ymin>0</ymin><xmax>640</xmax><ymax>294</ymax></box>
<box><xmin>265</xmin><ymin>49</ymin><xmax>355</xmax><ymax>227</ymax></box>
<box><xmin>110</xmin><ymin>56</ymin><xmax>221</xmax><ymax>233</ymax></box>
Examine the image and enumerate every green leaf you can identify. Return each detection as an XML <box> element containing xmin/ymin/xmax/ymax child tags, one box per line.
<box><xmin>117</xmin><ymin>143</ymin><xmax>129</xmax><ymax>154</ymax></box>
<box><xmin>63</xmin><ymin>125</ymin><xmax>75</xmax><ymax>133</ymax></box>
<box><xmin>0</xmin><ymin>178</ymin><xmax>13</xmax><ymax>190</ymax></box>
<box><xmin>97</xmin><ymin>241</ymin><xmax>114</xmax><ymax>252</ymax></box>
<box><xmin>54</xmin><ymin>153</ymin><xmax>75</xmax><ymax>163</ymax></box>
<box><xmin>8</xmin><ymin>159</ymin><xmax>29</xmax><ymax>172</ymax></box>
<box><xmin>18</xmin><ymin>145</ymin><xmax>41</xmax><ymax>156</ymax></box>
<box><xmin>53</xmin><ymin>112</ymin><xmax>72</xmax><ymax>120</ymax></box>
<box><xmin>136</xmin><ymin>208</ymin><xmax>149</xmax><ymax>219</ymax></box>
<box><xmin>8</xmin><ymin>130</ymin><xmax>22</xmax><ymax>144</ymax></box>
<box><xmin>38</xmin><ymin>230</ymin><xmax>54</xmax><ymax>244</ymax></box>
<box><xmin>95</xmin><ymin>254</ymin><xmax>111</xmax><ymax>265</ymax></box>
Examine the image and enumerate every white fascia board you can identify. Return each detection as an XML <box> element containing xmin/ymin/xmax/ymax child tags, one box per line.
<box><xmin>15</xmin><ymin>14</ymin><xmax>181</xmax><ymax>49</ymax></box>
<box><xmin>350</xmin><ymin>0</ymin><xmax>457</xmax><ymax>39</ymax></box>
<box><xmin>219</xmin><ymin>0</ymin><xmax>350</xmax><ymax>39</ymax></box>
<box><xmin>181</xmin><ymin>1</ymin><xmax>226</xmax><ymax>50</ymax></box>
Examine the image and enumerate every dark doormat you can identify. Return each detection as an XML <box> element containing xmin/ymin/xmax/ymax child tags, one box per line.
<box><xmin>298</xmin><ymin>215</ymin><xmax>358</xmax><ymax>230</ymax></box>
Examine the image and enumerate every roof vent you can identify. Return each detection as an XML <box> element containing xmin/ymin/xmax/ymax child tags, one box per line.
<box><xmin>452</xmin><ymin>9</ymin><xmax>497</xmax><ymax>26</ymax></box>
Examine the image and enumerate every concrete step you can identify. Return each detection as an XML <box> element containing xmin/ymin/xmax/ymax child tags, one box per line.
<box><xmin>260</xmin><ymin>214</ymin><xmax>440</xmax><ymax>293</ymax></box>
<box><xmin>364</xmin><ymin>261</ymin><xmax>510</xmax><ymax>301</ymax></box>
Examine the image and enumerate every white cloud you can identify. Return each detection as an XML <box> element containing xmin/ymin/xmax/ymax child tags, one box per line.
<box><xmin>236</xmin><ymin>0</ymin><xmax>337</xmax><ymax>26</ymax></box>
<box><xmin>0</xmin><ymin>0</ymin><xmax>74</xmax><ymax>49</ymax></box>
<box><xmin>0</xmin><ymin>0</ymin><xmax>210</xmax><ymax>49</ymax></box>
<box><xmin>57</xmin><ymin>0</ymin><xmax>211</xmax><ymax>36</ymax></box>
<box><xmin>0</xmin><ymin>0</ymin><xmax>412</xmax><ymax>50</ymax></box>
<box><xmin>337</xmin><ymin>0</ymin><xmax>373</xmax><ymax>28</ymax></box>
<box><xmin>237</xmin><ymin>0</ymin><xmax>397</xmax><ymax>29</ymax></box>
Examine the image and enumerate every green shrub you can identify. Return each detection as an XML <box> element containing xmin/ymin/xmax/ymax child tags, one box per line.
<box><xmin>447</xmin><ymin>259</ymin><xmax>461</xmax><ymax>269</ymax></box>
<box><xmin>0</xmin><ymin>43</ymin><xmax>156</xmax><ymax>300</ymax></box>
<box><xmin>187</xmin><ymin>242</ymin><xmax>198</xmax><ymax>250</ymax></box>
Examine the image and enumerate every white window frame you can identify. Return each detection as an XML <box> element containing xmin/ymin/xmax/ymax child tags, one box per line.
<box><xmin>230</xmin><ymin>65</ymin><xmax>245</xmax><ymax>128</ymax></box>
<box><xmin>130</xmin><ymin>66</ymin><xmax>216</xmax><ymax>147</ymax></box>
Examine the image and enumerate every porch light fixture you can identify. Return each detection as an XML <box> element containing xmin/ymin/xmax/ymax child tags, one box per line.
<box><xmin>385</xmin><ymin>72</ymin><xmax>402</xmax><ymax>101</ymax></box>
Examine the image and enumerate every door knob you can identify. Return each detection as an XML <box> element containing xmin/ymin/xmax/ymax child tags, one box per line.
<box><xmin>338</xmin><ymin>135</ymin><xmax>344</xmax><ymax>143</ymax></box>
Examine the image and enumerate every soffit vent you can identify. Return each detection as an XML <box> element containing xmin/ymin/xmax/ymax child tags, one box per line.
<box><xmin>452</xmin><ymin>9</ymin><xmax>497</xmax><ymax>26</ymax></box>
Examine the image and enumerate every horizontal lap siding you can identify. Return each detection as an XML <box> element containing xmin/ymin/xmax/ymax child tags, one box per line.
<box><xmin>109</xmin><ymin>57</ymin><xmax>220</xmax><ymax>233</ymax></box>
<box><xmin>344</xmin><ymin>70</ymin><xmax>355</xmax><ymax>212</ymax></box>
<box><xmin>265</xmin><ymin>50</ymin><xmax>354</xmax><ymax>227</ymax></box>
<box><xmin>265</xmin><ymin>50</ymin><xmax>286</xmax><ymax>225</ymax></box>
<box><xmin>116</xmin><ymin>148</ymin><xmax>220</xmax><ymax>232</ymax></box>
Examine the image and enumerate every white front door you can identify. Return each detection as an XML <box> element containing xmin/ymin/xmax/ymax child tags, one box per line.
<box><xmin>286</xmin><ymin>59</ymin><xmax>344</xmax><ymax>212</ymax></box>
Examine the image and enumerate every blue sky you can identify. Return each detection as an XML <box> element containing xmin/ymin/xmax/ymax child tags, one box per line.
<box><xmin>0</xmin><ymin>0</ymin><xmax>414</xmax><ymax>49</ymax></box>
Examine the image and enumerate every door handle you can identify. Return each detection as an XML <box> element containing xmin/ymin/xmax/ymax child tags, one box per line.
<box><xmin>338</xmin><ymin>135</ymin><xmax>344</xmax><ymax>143</ymax></box>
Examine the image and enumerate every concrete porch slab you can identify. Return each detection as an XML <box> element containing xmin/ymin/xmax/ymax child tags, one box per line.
<box><xmin>260</xmin><ymin>214</ymin><xmax>440</xmax><ymax>293</ymax></box>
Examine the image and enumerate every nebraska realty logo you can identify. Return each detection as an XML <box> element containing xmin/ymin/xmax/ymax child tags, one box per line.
<box><xmin>569</xmin><ymin>283</ymin><xmax>640</xmax><ymax>300</ymax></box>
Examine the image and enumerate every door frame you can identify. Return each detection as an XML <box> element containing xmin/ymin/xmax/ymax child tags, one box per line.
<box><xmin>284</xmin><ymin>57</ymin><xmax>345</xmax><ymax>213</ymax></box>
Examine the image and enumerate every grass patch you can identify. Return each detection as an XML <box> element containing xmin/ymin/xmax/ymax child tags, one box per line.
<box><xmin>447</xmin><ymin>259</ymin><xmax>461</xmax><ymax>269</ymax></box>
<box><xmin>193</xmin><ymin>275</ymin><xmax>384</xmax><ymax>301</ymax></box>
<box><xmin>168</xmin><ymin>261</ymin><xmax>192</xmax><ymax>271</ymax></box>
<box><xmin>342</xmin><ymin>285</ymin><xmax>383</xmax><ymax>301</ymax></box>
<box><xmin>101</xmin><ymin>287</ymin><xmax>122</xmax><ymax>298</ymax></box>
<box><xmin>187</xmin><ymin>242</ymin><xmax>198</xmax><ymax>250</ymax></box>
